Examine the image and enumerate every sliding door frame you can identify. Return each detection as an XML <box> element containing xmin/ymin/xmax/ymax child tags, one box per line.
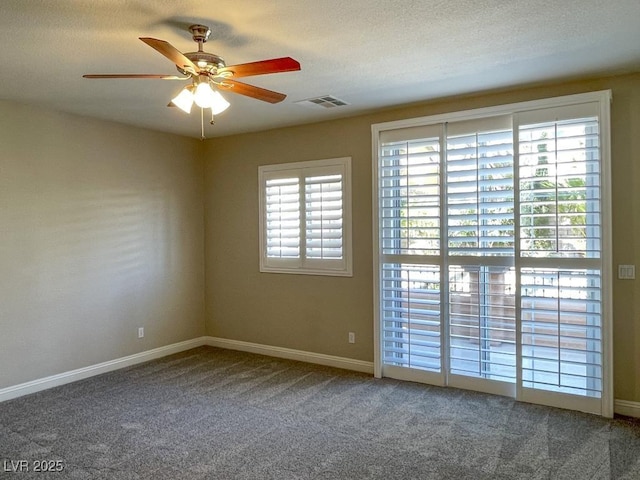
<box><xmin>371</xmin><ymin>90</ymin><xmax>613</xmax><ymax>417</ymax></box>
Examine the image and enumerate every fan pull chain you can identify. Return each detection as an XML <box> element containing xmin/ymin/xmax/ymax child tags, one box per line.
<box><xmin>200</xmin><ymin>107</ymin><xmax>205</xmax><ymax>141</ymax></box>
<box><xmin>198</xmin><ymin>108</ymin><xmax>216</xmax><ymax>140</ymax></box>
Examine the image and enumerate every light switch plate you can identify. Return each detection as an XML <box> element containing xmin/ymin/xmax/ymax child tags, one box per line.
<box><xmin>618</xmin><ymin>265</ymin><xmax>635</xmax><ymax>280</ymax></box>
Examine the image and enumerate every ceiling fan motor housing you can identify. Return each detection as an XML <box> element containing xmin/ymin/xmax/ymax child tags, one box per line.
<box><xmin>181</xmin><ymin>51</ymin><xmax>226</xmax><ymax>75</ymax></box>
<box><xmin>176</xmin><ymin>25</ymin><xmax>227</xmax><ymax>76</ymax></box>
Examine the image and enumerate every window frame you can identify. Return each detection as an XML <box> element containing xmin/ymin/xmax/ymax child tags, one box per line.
<box><xmin>259</xmin><ymin>157</ymin><xmax>353</xmax><ymax>277</ymax></box>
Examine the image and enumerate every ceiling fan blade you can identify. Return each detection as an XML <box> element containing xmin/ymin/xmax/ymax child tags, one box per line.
<box><xmin>139</xmin><ymin>37</ymin><xmax>200</xmax><ymax>74</ymax></box>
<box><xmin>217</xmin><ymin>79</ymin><xmax>287</xmax><ymax>103</ymax></box>
<box><xmin>83</xmin><ymin>74</ymin><xmax>188</xmax><ymax>80</ymax></box>
<box><xmin>218</xmin><ymin>57</ymin><xmax>300</xmax><ymax>78</ymax></box>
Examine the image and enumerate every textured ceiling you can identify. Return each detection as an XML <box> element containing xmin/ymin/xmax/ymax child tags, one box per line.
<box><xmin>1</xmin><ymin>0</ymin><xmax>639</xmax><ymax>138</ymax></box>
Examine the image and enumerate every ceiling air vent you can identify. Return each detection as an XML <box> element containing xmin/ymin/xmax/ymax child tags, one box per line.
<box><xmin>295</xmin><ymin>95</ymin><xmax>350</xmax><ymax>109</ymax></box>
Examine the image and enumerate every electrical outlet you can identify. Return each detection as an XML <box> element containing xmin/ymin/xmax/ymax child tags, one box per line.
<box><xmin>348</xmin><ymin>332</ymin><xmax>355</xmax><ymax>344</ymax></box>
<box><xmin>138</xmin><ymin>327</ymin><xmax>144</xmax><ymax>339</ymax></box>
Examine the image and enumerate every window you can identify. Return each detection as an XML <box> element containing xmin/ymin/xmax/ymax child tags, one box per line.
<box><xmin>259</xmin><ymin>157</ymin><xmax>352</xmax><ymax>276</ymax></box>
<box><xmin>373</xmin><ymin>91</ymin><xmax>612</xmax><ymax>416</ymax></box>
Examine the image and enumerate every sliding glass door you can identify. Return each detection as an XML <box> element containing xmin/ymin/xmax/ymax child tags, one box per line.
<box><xmin>516</xmin><ymin>106</ymin><xmax>604</xmax><ymax>411</ymax></box>
<box><xmin>374</xmin><ymin>92</ymin><xmax>611</xmax><ymax>416</ymax></box>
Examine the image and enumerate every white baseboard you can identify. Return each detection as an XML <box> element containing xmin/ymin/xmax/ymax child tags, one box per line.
<box><xmin>4</xmin><ymin>336</ymin><xmax>633</xmax><ymax>418</ymax></box>
<box><xmin>205</xmin><ymin>336</ymin><xmax>374</xmax><ymax>374</ymax></box>
<box><xmin>0</xmin><ymin>337</ymin><xmax>208</xmax><ymax>403</ymax></box>
<box><xmin>614</xmin><ymin>399</ymin><xmax>640</xmax><ymax>418</ymax></box>
<box><xmin>0</xmin><ymin>336</ymin><xmax>372</xmax><ymax>403</ymax></box>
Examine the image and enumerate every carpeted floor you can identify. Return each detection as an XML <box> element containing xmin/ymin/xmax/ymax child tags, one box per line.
<box><xmin>1</xmin><ymin>346</ymin><xmax>639</xmax><ymax>479</ymax></box>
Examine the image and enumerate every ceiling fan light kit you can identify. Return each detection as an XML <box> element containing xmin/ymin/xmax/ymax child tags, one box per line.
<box><xmin>83</xmin><ymin>24</ymin><xmax>300</xmax><ymax>139</ymax></box>
<box><xmin>171</xmin><ymin>85</ymin><xmax>195</xmax><ymax>114</ymax></box>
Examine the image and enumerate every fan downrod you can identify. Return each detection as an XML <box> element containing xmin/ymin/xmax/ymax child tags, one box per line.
<box><xmin>178</xmin><ymin>24</ymin><xmax>227</xmax><ymax>76</ymax></box>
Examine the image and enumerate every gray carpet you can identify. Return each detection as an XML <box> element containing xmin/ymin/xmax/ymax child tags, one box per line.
<box><xmin>1</xmin><ymin>347</ymin><xmax>639</xmax><ymax>479</ymax></box>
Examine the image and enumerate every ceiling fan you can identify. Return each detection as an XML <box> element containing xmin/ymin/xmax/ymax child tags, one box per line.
<box><xmin>83</xmin><ymin>24</ymin><xmax>301</xmax><ymax>138</ymax></box>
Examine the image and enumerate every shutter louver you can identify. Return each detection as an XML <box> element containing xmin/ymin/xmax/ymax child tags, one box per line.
<box><xmin>448</xmin><ymin>265</ymin><xmax>516</xmax><ymax>382</ymax></box>
<box><xmin>519</xmin><ymin>117</ymin><xmax>600</xmax><ymax>258</ymax></box>
<box><xmin>382</xmin><ymin>263</ymin><xmax>441</xmax><ymax>372</ymax></box>
<box><xmin>380</xmin><ymin>137</ymin><xmax>441</xmax><ymax>256</ymax></box>
<box><xmin>521</xmin><ymin>268</ymin><xmax>602</xmax><ymax>397</ymax></box>
<box><xmin>447</xmin><ymin>126</ymin><xmax>514</xmax><ymax>256</ymax></box>
<box><xmin>265</xmin><ymin>177</ymin><xmax>300</xmax><ymax>258</ymax></box>
<box><xmin>305</xmin><ymin>174</ymin><xmax>343</xmax><ymax>259</ymax></box>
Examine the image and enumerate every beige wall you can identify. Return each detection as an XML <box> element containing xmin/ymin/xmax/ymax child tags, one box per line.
<box><xmin>0</xmin><ymin>101</ymin><xmax>206</xmax><ymax>389</ymax></box>
<box><xmin>204</xmin><ymin>72</ymin><xmax>640</xmax><ymax>403</ymax></box>
<box><xmin>2</xmin><ymin>72</ymin><xmax>638</xmax><ymax>404</ymax></box>
<box><xmin>204</xmin><ymin>120</ymin><xmax>375</xmax><ymax>361</ymax></box>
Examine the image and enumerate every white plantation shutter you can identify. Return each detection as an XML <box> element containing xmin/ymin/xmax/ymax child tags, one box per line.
<box><xmin>444</xmin><ymin>118</ymin><xmax>518</xmax><ymax>390</ymax></box>
<box><xmin>305</xmin><ymin>174</ymin><xmax>343</xmax><ymax>260</ymax></box>
<box><xmin>520</xmin><ymin>268</ymin><xmax>602</xmax><ymax>397</ymax></box>
<box><xmin>516</xmin><ymin>104</ymin><xmax>604</xmax><ymax>411</ymax></box>
<box><xmin>379</xmin><ymin>129</ymin><xmax>441</xmax><ymax>257</ymax></box>
<box><xmin>448</xmin><ymin>265</ymin><xmax>517</xmax><ymax>383</ymax></box>
<box><xmin>381</xmin><ymin>263</ymin><xmax>442</xmax><ymax>372</ymax></box>
<box><xmin>446</xmin><ymin>116</ymin><xmax>514</xmax><ymax>256</ymax></box>
<box><xmin>518</xmin><ymin>114</ymin><xmax>601</xmax><ymax>258</ymax></box>
<box><xmin>375</xmin><ymin>91</ymin><xmax>611</xmax><ymax>416</ymax></box>
<box><xmin>259</xmin><ymin>158</ymin><xmax>352</xmax><ymax>276</ymax></box>
<box><xmin>265</xmin><ymin>177</ymin><xmax>300</xmax><ymax>259</ymax></box>
<box><xmin>379</xmin><ymin>129</ymin><xmax>443</xmax><ymax>380</ymax></box>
